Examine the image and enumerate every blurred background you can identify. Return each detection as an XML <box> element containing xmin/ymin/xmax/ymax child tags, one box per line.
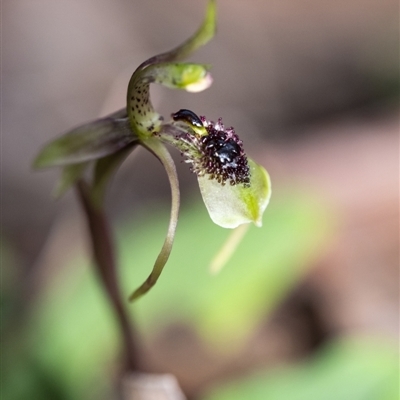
<box><xmin>2</xmin><ymin>0</ymin><xmax>399</xmax><ymax>399</ymax></box>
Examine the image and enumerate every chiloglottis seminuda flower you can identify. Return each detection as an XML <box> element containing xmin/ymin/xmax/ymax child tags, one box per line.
<box><xmin>157</xmin><ymin>109</ymin><xmax>271</xmax><ymax>229</ymax></box>
<box><xmin>33</xmin><ymin>0</ymin><xmax>271</xmax><ymax>301</ymax></box>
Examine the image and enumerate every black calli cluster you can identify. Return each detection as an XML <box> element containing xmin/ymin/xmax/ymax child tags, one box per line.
<box><xmin>172</xmin><ymin>109</ymin><xmax>250</xmax><ymax>186</ymax></box>
<box><xmin>200</xmin><ymin>117</ymin><xmax>250</xmax><ymax>186</ymax></box>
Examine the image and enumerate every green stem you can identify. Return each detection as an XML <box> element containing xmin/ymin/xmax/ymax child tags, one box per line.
<box><xmin>76</xmin><ymin>180</ymin><xmax>141</xmax><ymax>371</ymax></box>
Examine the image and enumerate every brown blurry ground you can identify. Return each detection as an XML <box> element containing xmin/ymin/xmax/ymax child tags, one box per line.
<box><xmin>2</xmin><ymin>0</ymin><xmax>399</xmax><ymax>398</ymax></box>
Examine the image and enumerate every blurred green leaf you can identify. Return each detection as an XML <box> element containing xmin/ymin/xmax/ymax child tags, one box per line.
<box><xmin>33</xmin><ymin>116</ymin><xmax>136</xmax><ymax>168</ymax></box>
<box><xmin>1</xmin><ymin>237</ymin><xmax>69</xmax><ymax>400</ymax></box>
<box><xmin>1</xmin><ymin>348</ymin><xmax>68</xmax><ymax>400</ymax></box>
<box><xmin>201</xmin><ymin>337</ymin><xmax>399</xmax><ymax>400</ymax></box>
<box><xmin>30</xmin><ymin>266</ymin><xmax>118</xmax><ymax>400</ymax></box>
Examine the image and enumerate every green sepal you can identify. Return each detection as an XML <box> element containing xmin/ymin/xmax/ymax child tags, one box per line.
<box><xmin>33</xmin><ymin>115</ymin><xmax>136</xmax><ymax>168</ymax></box>
<box><xmin>90</xmin><ymin>143</ymin><xmax>138</xmax><ymax>208</ymax></box>
<box><xmin>126</xmin><ymin>0</ymin><xmax>216</xmax><ymax>140</ymax></box>
<box><xmin>134</xmin><ymin>0</ymin><xmax>216</xmax><ymax>71</ymax></box>
<box><xmin>198</xmin><ymin>159</ymin><xmax>271</xmax><ymax>228</ymax></box>
<box><xmin>129</xmin><ymin>138</ymin><xmax>180</xmax><ymax>301</ymax></box>
<box><xmin>52</xmin><ymin>162</ymin><xmax>89</xmax><ymax>199</ymax></box>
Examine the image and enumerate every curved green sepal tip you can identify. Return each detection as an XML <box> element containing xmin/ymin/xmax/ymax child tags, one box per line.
<box><xmin>167</xmin><ymin>63</ymin><xmax>212</xmax><ymax>91</ymax></box>
<box><xmin>134</xmin><ymin>0</ymin><xmax>216</xmax><ymax>71</ymax></box>
<box><xmin>129</xmin><ymin>138</ymin><xmax>180</xmax><ymax>301</ymax></box>
<box><xmin>126</xmin><ymin>0</ymin><xmax>215</xmax><ymax>140</ymax></box>
<box><xmin>169</xmin><ymin>0</ymin><xmax>216</xmax><ymax>62</ymax></box>
<box><xmin>198</xmin><ymin>159</ymin><xmax>271</xmax><ymax>229</ymax></box>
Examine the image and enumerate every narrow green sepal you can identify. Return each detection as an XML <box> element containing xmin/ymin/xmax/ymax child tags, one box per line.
<box><xmin>52</xmin><ymin>162</ymin><xmax>89</xmax><ymax>199</ymax></box>
<box><xmin>126</xmin><ymin>0</ymin><xmax>215</xmax><ymax>140</ymax></box>
<box><xmin>33</xmin><ymin>116</ymin><xmax>136</xmax><ymax>168</ymax></box>
<box><xmin>90</xmin><ymin>143</ymin><xmax>138</xmax><ymax>208</ymax></box>
<box><xmin>129</xmin><ymin>138</ymin><xmax>180</xmax><ymax>301</ymax></box>
<box><xmin>134</xmin><ymin>0</ymin><xmax>216</xmax><ymax>71</ymax></box>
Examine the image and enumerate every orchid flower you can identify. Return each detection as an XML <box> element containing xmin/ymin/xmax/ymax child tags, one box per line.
<box><xmin>33</xmin><ymin>0</ymin><xmax>271</xmax><ymax>301</ymax></box>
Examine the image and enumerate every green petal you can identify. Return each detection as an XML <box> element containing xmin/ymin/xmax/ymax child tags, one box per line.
<box><xmin>198</xmin><ymin>159</ymin><xmax>271</xmax><ymax>228</ymax></box>
<box><xmin>33</xmin><ymin>114</ymin><xmax>136</xmax><ymax>168</ymax></box>
<box><xmin>128</xmin><ymin>138</ymin><xmax>180</xmax><ymax>301</ymax></box>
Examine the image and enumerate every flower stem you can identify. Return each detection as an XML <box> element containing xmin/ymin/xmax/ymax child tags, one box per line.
<box><xmin>76</xmin><ymin>180</ymin><xmax>141</xmax><ymax>371</ymax></box>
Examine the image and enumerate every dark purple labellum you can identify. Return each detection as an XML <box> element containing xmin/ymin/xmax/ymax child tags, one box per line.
<box><xmin>200</xmin><ymin>118</ymin><xmax>250</xmax><ymax>186</ymax></box>
<box><xmin>170</xmin><ymin>109</ymin><xmax>251</xmax><ymax>187</ymax></box>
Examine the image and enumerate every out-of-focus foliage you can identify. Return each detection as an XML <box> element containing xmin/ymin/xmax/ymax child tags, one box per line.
<box><xmin>201</xmin><ymin>337</ymin><xmax>399</xmax><ymax>400</ymax></box>
<box><xmin>1</xmin><ymin>238</ymin><xmax>18</xmax><ymax>333</ymax></box>
<box><xmin>1</xmin><ymin>240</ymin><xmax>66</xmax><ymax>400</ymax></box>
<box><xmin>28</xmin><ymin>270</ymin><xmax>119</xmax><ymax>400</ymax></box>
<box><xmin>121</xmin><ymin>188</ymin><xmax>331</xmax><ymax>349</ymax></box>
<box><xmin>21</xmin><ymin>188</ymin><xmax>332</xmax><ymax>399</ymax></box>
